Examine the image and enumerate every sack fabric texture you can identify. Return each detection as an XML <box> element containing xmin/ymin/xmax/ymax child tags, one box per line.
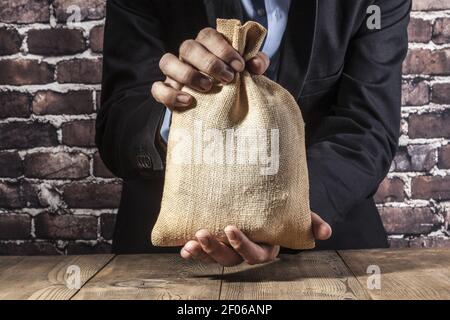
<box><xmin>151</xmin><ymin>19</ymin><xmax>315</xmax><ymax>249</ymax></box>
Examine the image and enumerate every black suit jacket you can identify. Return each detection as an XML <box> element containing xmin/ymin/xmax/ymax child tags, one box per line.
<box><xmin>96</xmin><ymin>0</ymin><xmax>411</xmax><ymax>253</ymax></box>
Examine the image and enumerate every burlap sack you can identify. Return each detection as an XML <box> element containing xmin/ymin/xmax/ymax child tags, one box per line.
<box><xmin>151</xmin><ymin>19</ymin><xmax>315</xmax><ymax>249</ymax></box>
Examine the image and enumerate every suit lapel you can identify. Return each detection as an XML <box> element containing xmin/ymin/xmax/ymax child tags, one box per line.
<box><xmin>203</xmin><ymin>0</ymin><xmax>243</xmax><ymax>27</ymax></box>
<box><xmin>278</xmin><ymin>0</ymin><xmax>318</xmax><ymax>99</ymax></box>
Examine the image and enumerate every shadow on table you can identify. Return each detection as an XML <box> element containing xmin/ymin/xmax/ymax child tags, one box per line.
<box><xmin>195</xmin><ymin>250</ymin><xmax>436</xmax><ymax>283</ymax></box>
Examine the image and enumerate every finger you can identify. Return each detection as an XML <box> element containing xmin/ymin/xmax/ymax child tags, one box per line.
<box><xmin>246</xmin><ymin>52</ymin><xmax>270</xmax><ymax>75</ymax></box>
<box><xmin>311</xmin><ymin>212</ymin><xmax>332</xmax><ymax>240</ymax></box>
<box><xmin>260</xmin><ymin>243</ymin><xmax>280</xmax><ymax>261</ymax></box>
<box><xmin>159</xmin><ymin>53</ymin><xmax>213</xmax><ymax>92</ymax></box>
<box><xmin>180</xmin><ymin>240</ymin><xmax>215</xmax><ymax>264</ymax></box>
<box><xmin>224</xmin><ymin>226</ymin><xmax>277</xmax><ymax>265</ymax></box>
<box><xmin>179</xmin><ymin>39</ymin><xmax>235</xmax><ymax>84</ymax></box>
<box><xmin>180</xmin><ymin>240</ymin><xmax>202</xmax><ymax>259</ymax></box>
<box><xmin>164</xmin><ymin>76</ymin><xmax>183</xmax><ymax>90</ymax></box>
<box><xmin>195</xmin><ymin>229</ymin><xmax>243</xmax><ymax>267</ymax></box>
<box><xmin>151</xmin><ymin>81</ymin><xmax>192</xmax><ymax>110</ymax></box>
<box><xmin>196</xmin><ymin>27</ymin><xmax>245</xmax><ymax>72</ymax></box>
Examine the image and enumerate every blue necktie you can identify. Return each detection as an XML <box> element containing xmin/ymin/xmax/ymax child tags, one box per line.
<box><xmin>242</xmin><ymin>0</ymin><xmax>280</xmax><ymax>81</ymax></box>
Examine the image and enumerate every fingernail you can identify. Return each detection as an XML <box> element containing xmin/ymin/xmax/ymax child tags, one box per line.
<box><xmin>225</xmin><ymin>229</ymin><xmax>236</xmax><ymax>241</ymax></box>
<box><xmin>220</xmin><ymin>67</ymin><xmax>234</xmax><ymax>83</ymax></box>
<box><xmin>176</xmin><ymin>94</ymin><xmax>191</xmax><ymax>104</ymax></box>
<box><xmin>230</xmin><ymin>59</ymin><xmax>244</xmax><ymax>72</ymax></box>
<box><xmin>199</xmin><ymin>76</ymin><xmax>212</xmax><ymax>90</ymax></box>
<box><xmin>198</xmin><ymin>237</ymin><xmax>209</xmax><ymax>246</ymax></box>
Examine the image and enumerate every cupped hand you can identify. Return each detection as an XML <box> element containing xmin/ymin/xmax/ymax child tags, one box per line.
<box><xmin>151</xmin><ymin>27</ymin><xmax>270</xmax><ymax>111</ymax></box>
<box><xmin>180</xmin><ymin>212</ymin><xmax>332</xmax><ymax>267</ymax></box>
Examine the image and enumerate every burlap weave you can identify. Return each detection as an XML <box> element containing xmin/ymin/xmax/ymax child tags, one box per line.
<box><xmin>151</xmin><ymin>19</ymin><xmax>315</xmax><ymax>249</ymax></box>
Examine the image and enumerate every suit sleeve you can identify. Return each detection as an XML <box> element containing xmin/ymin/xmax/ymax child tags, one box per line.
<box><xmin>307</xmin><ymin>0</ymin><xmax>411</xmax><ymax>224</ymax></box>
<box><xmin>95</xmin><ymin>0</ymin><xmax>166</xmax><ymax>179</ymax></box>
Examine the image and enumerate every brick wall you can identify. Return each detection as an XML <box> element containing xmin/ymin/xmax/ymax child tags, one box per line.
<box><xmin>0</xmin><ymin>0</ymin><xmax>449</xmax><ymax>254</ymax></box>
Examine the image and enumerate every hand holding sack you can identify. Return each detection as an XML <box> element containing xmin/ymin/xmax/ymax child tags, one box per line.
<box><xmin>151</xmin><ymin>19</ymin><xmax>315</xmax><ymax>249</ymax></box>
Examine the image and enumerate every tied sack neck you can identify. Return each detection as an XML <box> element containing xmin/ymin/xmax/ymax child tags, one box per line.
<box><xmin>216</xmin><ymin>19</ymin><xmax>267</xmax><ymax>62</ymax></box>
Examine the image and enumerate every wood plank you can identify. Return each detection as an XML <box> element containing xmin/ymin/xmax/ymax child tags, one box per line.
<box><xmin>0</xmin><ymin>254</ymin><xmax>113</xmax><ymax>300</ymax></box>
<box><xmin>0</xmin><ymin>256</ymin><xmax>25</xmax><ymax>273</ymax></box>
<box><xmin>338</xmin><ymin>248</ymin><xmax>450</xmax><ymax>300</ymax></box>
<box><xmin>72</xmin><ymin>254</ymin><xmax>223</xmax><ymax>300</ymax></box>
<box><xmin>220</xmin><ymin>251</ymin><xmax>370</xmax><ymax>300</ymax></box>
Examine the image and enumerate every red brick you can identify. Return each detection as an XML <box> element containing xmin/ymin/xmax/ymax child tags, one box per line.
<box><xmin>0</xmin><ymin>0</ymin><xmax>49</xmax><ymax>23</ymax></box>
<box><xmin>401</xmin><ymin>80</ymin><xmax>429</xmax><ymax>106</ymax></box>
<box><xmin>27</xmin><ymin>28</ymin><xmax>86</xmax><ymax>56</ymax></box>
<box><xmin>403</xmin><ymin>49</ymin><xmax>450</xmax><ymax>75</ymax></box>
<box><xmin>0</xmin><ymin>181</ymin><xmax>41</xmax><ymax>208</ymax></box>
<box><xmin>391</xmin><ymin>148</ymin><xmax>411</xmax><ymax>172</ymax></box>
<box><xmin>89</xmin><ymin>25</ymin><xmax>104</xmax><ymax>53</ymax></box>
<box><xmin>0</xmin><ymin>60</ymin><xmax>54</xmax><ymax>85</ymax></box>
<box><xmin>56</xmin><ymin>59</ymin><xmax>102</xmax><ymax>84</ymax></box>
<box><xmin>413</xmin><ymin>0</ymin><xmax>450</xmax><ymax>11</ymax></box>
<box><xmin>0</xmin><ymin>91</ymin><xmax>31</xmax><ymax>118</ymax></box>
<box><xmin>408</xmin><ymin>18</ymin><xmax>432</xmax><ymax>43</ymax></box>
<box><xmin>374</xmin><ymin>178</ymin><xmax>405</xmax><ymax>203</ymax></box>
<box><xmin>433</xmin><ymin>18</ymin><xmax>450</xmax><ymax>44</ymax></box>
<box><xmin>408</xmin><ymin>110</ymin><xmax>450</xmax><ymax>139</ymax></box>
<box><xmin>62</xmin><ymin>182</ymin><xmax>122</xmax><ymax>208</ymax></box>
<box><xmin>411</xmin><ymin>176</ymin><xmax>450</xmax><ymax>200</ymax></box>
<box><xmin>0</xmin><ymin>122</ymin><xmax>58</xmax><ymax>149</ymax></box>
<box><xmin>24</xmin><ymin>152</ymin><xmax>90</xmax><ymax>179</ymax></box>
<box><xmin>61</xmin><ymin>120</ymin><xmax>96</xmax><ymax>147</ymax></box>
<box><xmin>0</xmin><ymin>214</ymin><xmax>31</xmax><ymax>239</ymax></box>
<box><xmin>36</xmin><ymin>183</ymin><xmax>64</xmax><ymax>208</ymax></box>
<box><xmin>379</xmin><ymin>207</ymin><xmax>440</xmax><ymax>234</ymax></box>
<box><xmin>53</xmin><ymin>0</ymin><xmax>106</xmax><ymax>22</ymax></box>
<box><xmin>438</xmin><ymin>145</ymin><xmax>450</xmax><ymax>169</ymax></box>
<box><xmin>407</xmin><ymin>144</ymin><xmax>437</xmax><ymax>171</ymax></box>
<box><xmin>100</xmin><ymin>213</ymin><xmax>116</xmax><ymax>239</ymax></box>
<box><xmin>32</xmin><ymin>90</ymin><xmax>93</xmax><ymax>115</ymax></box>
<box><xmin>0</xmin><ymin>152</ymin><xmax>23</xmax><ymax>178</ymax></box>
<box><xmin>35</xmin><ymin>213</ymin><xmax>98</xmax><ymax>240</ymax></box>
<box><xmin>0</xmin><ymin>27</ymin><xmax>23</xmax><ymax>55</ymax></box>
<box><xmin>431</xmin><ymin>83</ymin><xmax>450</xmax><ymax>104</ymax></box>
<box><xmin>93</xmin><ymin>152</ymin><xmax>114</xmax><ymax>178</ymax></box>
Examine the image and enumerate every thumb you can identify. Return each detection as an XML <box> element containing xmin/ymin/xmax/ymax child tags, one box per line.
<box><xmin>246</xmin><ymin>52</ymin><xmax>270</xmax><ymax>75</ymax></box>
<box><xmin>311</xmin><ymin>211</ymin><xmax>332</xmax><ymax>240</ymax></box>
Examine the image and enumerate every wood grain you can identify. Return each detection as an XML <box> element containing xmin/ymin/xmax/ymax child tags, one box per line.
<box><xmin>220</xmin><ymin>251</ymin><xmax>370</xmax><ymax>300</ymax></box>
<box><xmin>0</xmin><ymin>254</ymin><xmax>113</xmax><ymax>300</ymax></box>
<box><xmin>339</xmin><ymin>248</ymin><xmax>450</xmax><ymax>300</ymax></box>
<box><xmin>3</xmin><ymin>249</ymin><xmax>449</xmax><ymax>300</ymax></box>
<box><xmin>72</xmin><ymin>254</ymin><xmax>223</xmax><ymax>300</ymax></box>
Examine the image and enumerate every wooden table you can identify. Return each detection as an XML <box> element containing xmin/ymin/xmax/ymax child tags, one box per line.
<box><xmin>0</xmin><ymin>248</ymin><xmax>449</xmax><ymax>300</ymax></box>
